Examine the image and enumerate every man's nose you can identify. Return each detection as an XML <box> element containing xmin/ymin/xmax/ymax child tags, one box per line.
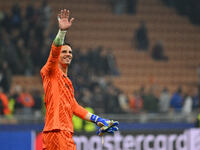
<box><xmin>66</xmin><ymin>53</ymin><xmax>72</xmax><ymax>57</ymax></box>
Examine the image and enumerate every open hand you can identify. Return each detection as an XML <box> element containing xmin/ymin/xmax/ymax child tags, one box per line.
<box><xmin>57</xmin><ymin>9</ymin><xmax>74</xmax><ymax>30</ymax></box>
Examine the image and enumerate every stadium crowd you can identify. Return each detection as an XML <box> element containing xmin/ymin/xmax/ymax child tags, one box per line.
<box><xmin>0</xmin><ymin>1</ymin><xmax>199</xmax><ymax>121</ymax></box>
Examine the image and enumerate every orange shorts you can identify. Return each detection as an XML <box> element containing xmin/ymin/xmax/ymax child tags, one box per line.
<box><xmin>42</xmin><ymin>130</ymin><xmax>76</xmax><ymax>150</ymax></box>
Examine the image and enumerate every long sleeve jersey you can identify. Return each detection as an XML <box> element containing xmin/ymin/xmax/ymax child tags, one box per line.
<box><xmin>40</xmin><ymin>44</ymin><xmax>88</xmax><ymax>133</ymax></box>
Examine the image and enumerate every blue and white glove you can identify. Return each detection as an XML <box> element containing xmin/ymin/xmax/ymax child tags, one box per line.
<box><xmin>90</xmin><ymin>114</ymin><xmax>119</xmax><ymax>136</ymax></box>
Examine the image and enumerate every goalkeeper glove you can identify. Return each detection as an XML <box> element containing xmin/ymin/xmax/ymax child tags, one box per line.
<box><xmin>97</xmin><ymin>120</ymin><xmax>119</xmax><ymax>136</ymax></box>
<box><xmin>90</xmin><ymin>114</ymin><xmax>119</xmax><ymax>136</ymax></box>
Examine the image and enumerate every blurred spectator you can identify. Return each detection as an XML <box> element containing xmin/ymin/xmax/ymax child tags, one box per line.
<box><xmin>10</xmin><ymin>27</ymin><xmax>21</xmax><ymax>47</ymax></box>
<box><xmin>192</xmin><ymin>93</ymin><xmax>199</xmax><ymax>111</ymax></box>
<box><xmin>139</xmin><ymin>85</ymin><xmax>146</xmax><ymax>99</ymax></box>
<box><xmin>118</xmin><ymin>90</ymin><xmax>130</xmax><ymax>113</ymax></box>
<box><xmin>104</xmin><ymin>83</ymin><xmax>120</xmax><ymax>114</ymax></box>
<box><xmin>17</xmin><ymin>88</ymin><xmax>35</xmax><ymax>116</ymax></box>
<box><xmin>1</xmin><ymin>31</ymin><xmax>23</xmax><ymax>74</ymax></box>
<box><xmin>10</xmin><ymin>85</ymin><xmax>23</xmax><ymax>112</ymax></box>
<box><xmin>0</xmin><ymin>10</ymin><xmax>5</xmax><ymax>27</ymax></box>
<box><xmin>193</xmin><ymin>96</ymin><xmax>199</xmax><ymax>111</ymax></box>
<box><xmin>104</xmin><ymin>48</ymin><xmax>119</xmax><ymax>76</ymax></box>
<box><xmin>170</xmin><ymin>87</ymin><xmax>183</xmax><ymax>112</ymax></box>
<box><xmin>1</xmin><ymin>12</ymin><xmax>11</xmax><ymax>32</ymax></box>
<box><xmin>39</xmin><ymin>0</ymin><xmax>51</xmax><ymax>29</ymax></box>
<box><xmin>25</xmin><ymin>3</ymin><xmax>35</xmax><ymax>24</ymax></box>
<box><xmin>99</xmin><ymin>49</ymin><xmax>110</xmax><ymax>75</ymax></box>
<box><xmin>91</xmin><ymin>85</ymin><xmax>105</xmax><ymax>113</ymax></box>
<box><xmin>110</xmin><ymin>0</ymin><xmax>138</xmax><ymax>15</ymax></box>
<box><xmin>20</xmin><ymin>19</ymin><xmax>30</xmax><ymax>48</ymax></box>
<box><xmin>151</xmin><ymin>40</ymin><xmax>168</xmax><ymax>61</ymax></box>
<box><xmin>134</xmin><ymin>21</ymin><xmax>149</xmax><ymax>51</ymax></box>
<box><xmin>143</xmin><ymin>87</ymin><xmax>159</xmax><ymax>113</ymax></box>
<box><xmin>16</xmin><ymin>38</ymin><xmax>34</xmax><ymax>75</ymax></box>
<box><xmin>110</xmin><ymin>0</ymin><xmax>126</xmax><ymax>15</ymax></box>
<box><xmin>31</xmin><ymin>88</ymin><xmax>42</xmax><ymax>111</ymax></box>
<box><xmin>18</xmin><ymin>89</ymin><xmax>35</xmax><ymax>108</ymax></box>
<box><xmin>0</xmin><ymin>87</ymin><xmax>11</xmax><ymax>115</ymax></box>
<box><xmin>94</xmin><ymin>46</ymin><xmax>104</xmax><ymax>76</ymax></box>
<box><xmin>182</xmin><ymin>90</ymin><xmax>193</xmax><ymax>114</ymax></box>
<box><xmin>129</xmin><ymin>90</ymin><xmax>143</xmax><ymax>113</ymax></box>
<box><xmin>86</xmin><ymin>46</ymin><xmax>102</xmax><ymax>76</ymax></box>
<box><xmin>126</xmin><ymin>0</ymin><xmax>138</xmax><ymax>15</ymax></box>
<box><xmin>10</xmin><ymin>3</ymin><xmax>22</xmax><ymax>29</ymax></box>
<box><xmin>0</xmin><ymin>61</ymin><xmax>12</xmax><ymax>93</ymax></box>
<box><xmin>189</xmin><ymin>86</ymin><xmax>199</xmax><ymax>111</ymax></box>
<box><xmin>159</xmin><ymin>87</ymin><xmax>171</xmax><ymax>113</ymax></box>
<box><xmin>0</xmin><ymin>94</ymin><xmax>3</xmax><ymax>115</ymax></box>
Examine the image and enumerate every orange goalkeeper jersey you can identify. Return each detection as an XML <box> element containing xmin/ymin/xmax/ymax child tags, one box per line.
<box><xmin>40</xmin><ymin>44</ymin><xmax>88</xmax><ymax>133</ymax></box>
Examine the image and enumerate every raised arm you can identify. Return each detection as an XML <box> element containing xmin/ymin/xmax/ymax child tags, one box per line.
<box><xmin>54</xmin><ymin>9</ymin><xmax>74</xmax><ymax>46</ymax></box>
<box><xmin>41</xmin><ymin>9</ymin><xmax>74</xmax><ymax>74</ymax></box>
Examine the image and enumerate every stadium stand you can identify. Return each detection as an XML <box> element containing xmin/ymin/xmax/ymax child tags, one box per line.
<box><xmin>0</xmin><ymin>0</ymin><xmax>199</xmax><ymax>96</ymax></box>
<box><xmin>0</xmin><ymin>0</ymin><xmax>200</xmax><ymax>119</ymax></box>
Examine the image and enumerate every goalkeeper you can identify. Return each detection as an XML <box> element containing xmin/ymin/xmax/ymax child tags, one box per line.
<box><xmin>40</xmin><ymin>9</ymin><xmax>119</xmax><ymax>150</ymax></box>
